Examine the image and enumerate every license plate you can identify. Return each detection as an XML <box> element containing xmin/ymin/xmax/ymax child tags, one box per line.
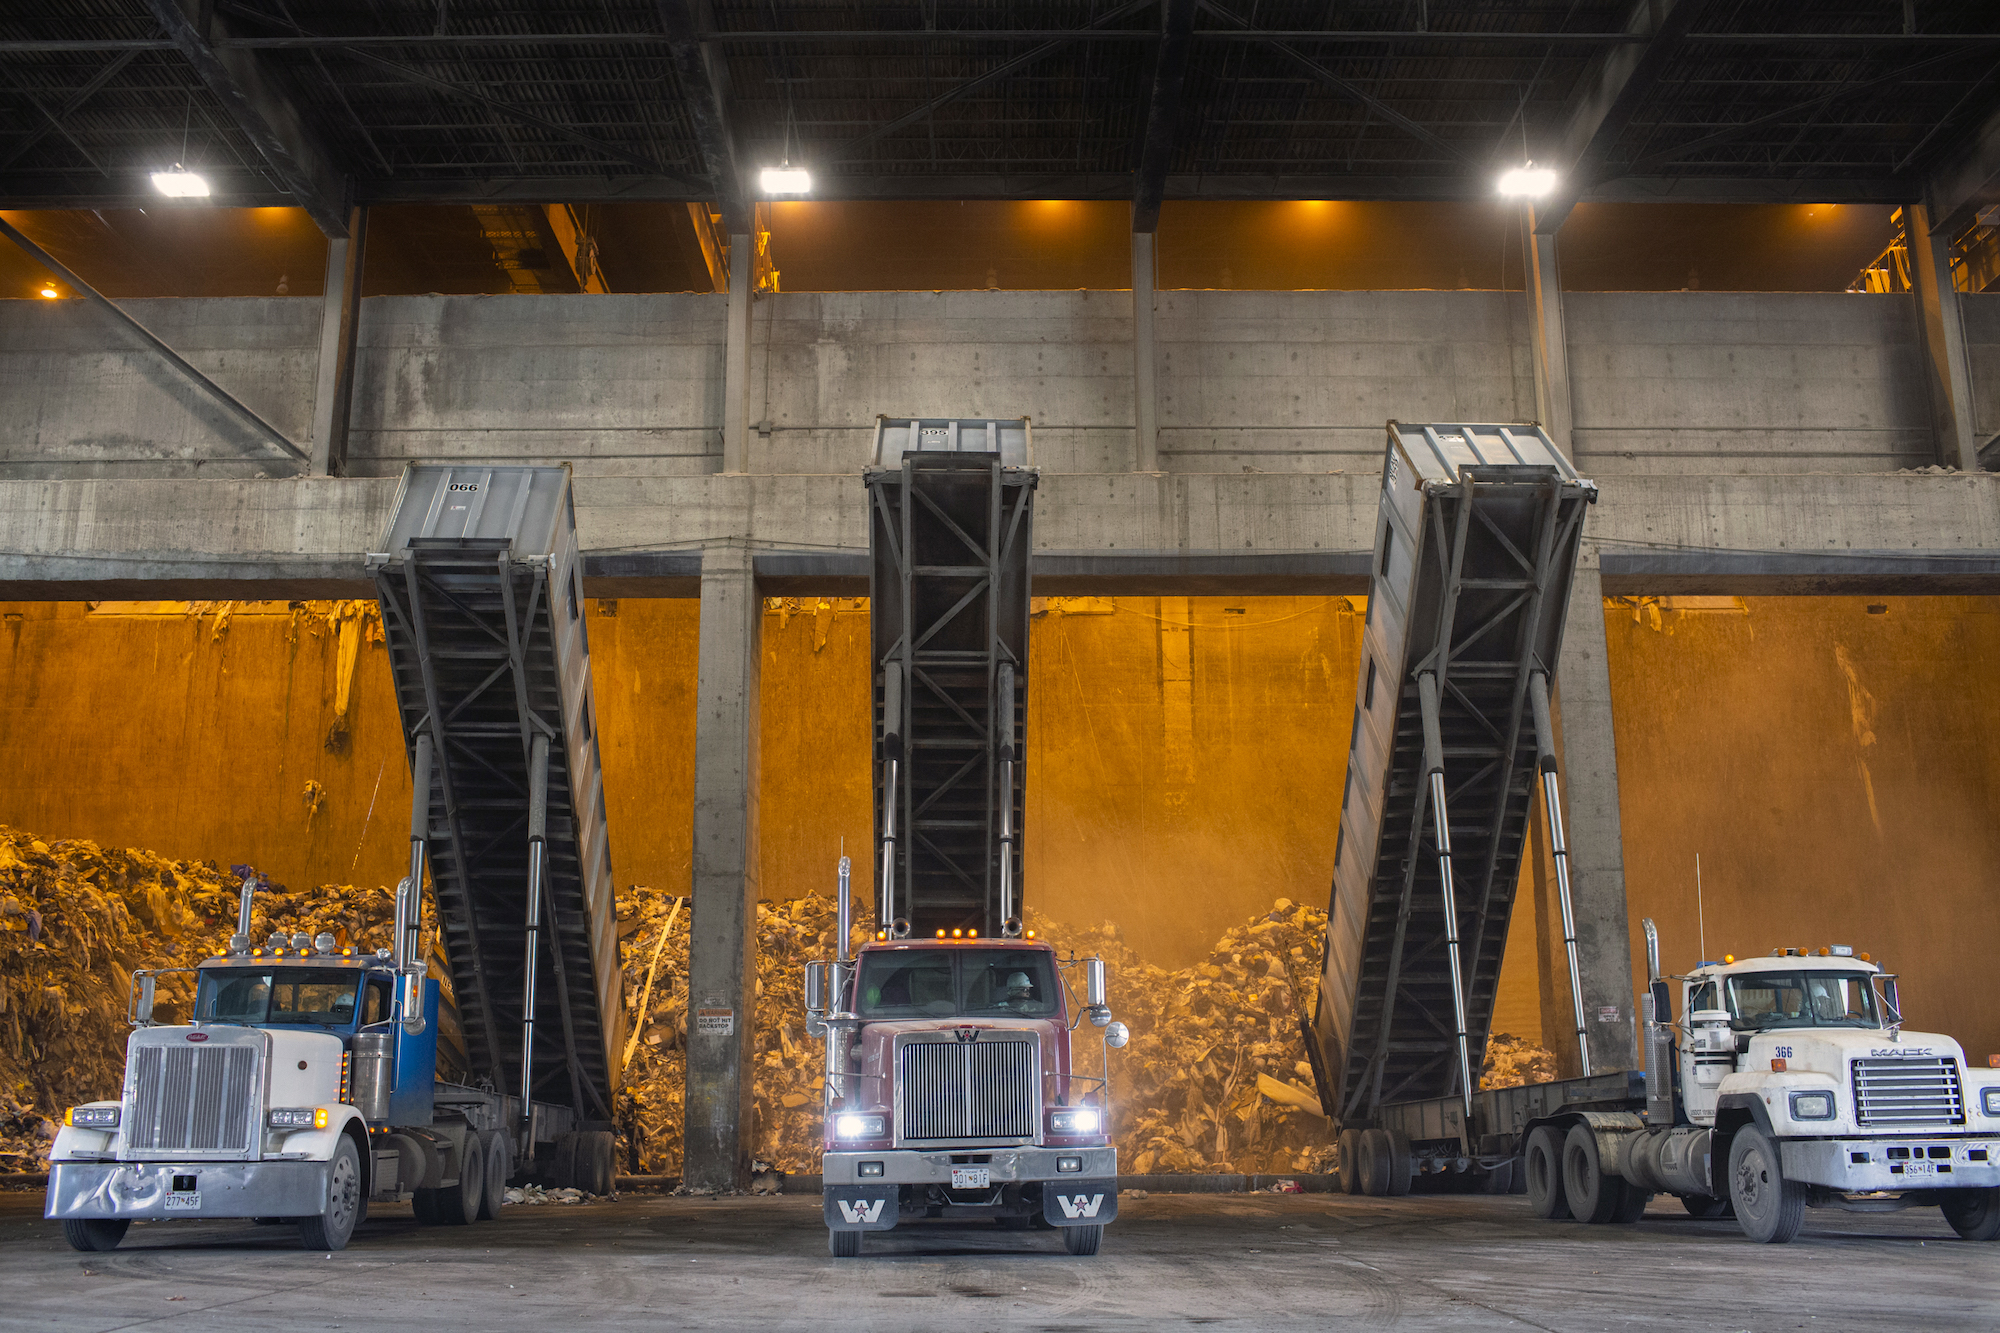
<box><xmin>165</xmin><ymin>1191</ymin><xmax>201</xmax><ymax>1211</ymax></box>
<box><xmin>1902</xmin><ymin>1161</ymin><xmax>1936</xmax><ymax>1177</ymax></box>
<box><xmin>950</xmin><ymin>1168</ymin><xmax>991</xmax><ymax>1189</ymax></box>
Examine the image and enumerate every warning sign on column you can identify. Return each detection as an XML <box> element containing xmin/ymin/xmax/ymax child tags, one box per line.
<box><xmin>696</xmin><ymin>1008</ymin><xmax>735</xmax><ymax>1037</ymax></box>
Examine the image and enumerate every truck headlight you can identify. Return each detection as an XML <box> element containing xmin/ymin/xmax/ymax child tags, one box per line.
<box><xmin>1983</xmin><ymin>1088</ymin><xmax>2000</xmax><ymax>1117</ymax></box>
<box><xmin>1788</xmin><ymin>1090</ymin><xmax>1835</xmax><ymax>1121</ymax></box>
<box><xmin>1049</xmin><ymin>1108</ymin><xmax>1100</xmax><ymax>1135</ymax></box>
<box><xmin>833</xmin><ymin>1113</ymin><xmax>886</xmax><ymax>1140</ymax></box>
<box><xmin>269</xmin><ymin>1108</ymin><xmax>329</xmax><ymax>1130</ymax></box>
<box><xmin>65</xmin><ymin>1106</ymin><xmax>119</xmax><ymax>1129</ymax></box>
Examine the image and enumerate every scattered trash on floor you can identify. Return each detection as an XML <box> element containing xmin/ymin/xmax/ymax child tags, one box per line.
<box><xmin>503</xmin><ymin>1185</ymin><xmax>595</xmax><ymax>1206</ymax></box>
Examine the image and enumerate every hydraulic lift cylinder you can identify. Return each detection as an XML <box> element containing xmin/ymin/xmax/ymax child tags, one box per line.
<box><xmin>1530</xmin><ymin>670</ymin><xmax>1592</xmax><ymax>1077</ymax></box>
<box><xmin>997</xmin><ymin>662</ymin><xmax>1019</xmax><ymax>935</ymax></box>
<box><xmin>520</xmin><ymin>733</ymin><xmax>550</xmax><ymax>1117</ymax></box>
<box><xmin>1418</xmin><ymin>672</ymin><xmax>1475</xmax><ymax>1123</ymax></box>
<box><xmin>879</xmin><ymin>664</ymin><xmax>905</xmax><ymax>934</ymax></box>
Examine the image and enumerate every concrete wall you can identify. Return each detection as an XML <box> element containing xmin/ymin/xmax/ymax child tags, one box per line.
<box><xmin>1964</xmin><ymin>291</ymin><xmax>2000</xmax><ymax>440</ymax></box>
<box><xmin>3</xmin><ymin>289</ymin><xmax>1993</xmax><ymax>483</ymax></box>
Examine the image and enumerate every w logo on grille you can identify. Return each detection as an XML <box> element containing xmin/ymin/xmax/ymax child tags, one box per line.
<box><xmin>837</xmin><ymin>1199</ymin><xmax>884</xmax><ymax>1224</ymax></box>
<box><xmin>1056</xmin><ymin>1193</ymin><xmax>1104</xmax><ymax>1219</ymax></box>
<box><xmin>954</xmin><ymin>1026</ymin><xmax>979</xmax><ymax>1044</ymax></box>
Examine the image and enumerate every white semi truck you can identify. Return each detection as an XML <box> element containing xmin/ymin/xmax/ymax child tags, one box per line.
<box><xmin>1329</xmin><ymin>921</ymin><xmax>2000</xmax><ymax>1245</ymax></box>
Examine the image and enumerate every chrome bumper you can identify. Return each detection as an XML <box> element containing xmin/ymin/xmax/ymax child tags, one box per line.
<box><xmin>823</xmin><ymin>1145</ymin><xmax>1116</xmax><ymax>1185</ymax></box>
<box><xmin>45</xmin><ymin>1161</ymin><xmax>333</xmax><ymax>1220</ymax></box>
<box><xmin>1781</xmin><ymin>1138</ymin><xmax>2000</xmax><ymax>1192</ymax></box>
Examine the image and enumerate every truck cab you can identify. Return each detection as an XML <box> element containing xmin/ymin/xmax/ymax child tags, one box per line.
<box><xmin>811</xmin><ymin>935</ymin><xmax>1127</xmax><ymax>1256</ymax></box>
<box><xmin>1612</xmin><ymin>943</ymin><xmax>2000</xmax><ymax>1242</ymax></box>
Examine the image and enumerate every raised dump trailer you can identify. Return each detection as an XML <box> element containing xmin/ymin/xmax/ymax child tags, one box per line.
<box><xmin>1305</xmin><ymin>422</ymin><xmax>1595</xmax><ymax>1165</ymax></box>
<box><xmin>46</xmin><ymin>465</ymin><xmax>626</xmax><ymax>1252</ymax></box>
<box><xmin>806</xmin><ymin>418</ymin><xmax>1131</xmax><ymax>1257</ymax></box>
<box><xmin>370</xmin><ymin>464</ymin><xmax>623</xmax><ymax>1125</ymax></box>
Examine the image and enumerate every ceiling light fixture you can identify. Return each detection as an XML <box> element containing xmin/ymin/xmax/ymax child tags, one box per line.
<box><xmin>39</xmin><ymin>286</ymin><xmax>59</xmax><ymax>299</ymax></box>
<box><xmin>759</xmin><ymin>166</ymin><xmax>812</xmax><ymax>195</ymax></box>
<box><xmin>1496</xmin><ymin>164</ymin><xmax>1557</xmax><ymax>198</ymax></box>
<box><xmin>151</xmin><ymin>166</ymin><xmax>210</xmax><ymax>198</ymax></box>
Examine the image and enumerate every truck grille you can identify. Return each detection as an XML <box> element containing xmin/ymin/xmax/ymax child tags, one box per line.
<box><xmin>127</xmin><ymin>1043</ymin><xmax>260</xmax><ymax>1156</ymax></box>
<box><xmin>1851</xmin><ymin>1057</ymin><xmax>1964</xmax><ymax>1127</ymax></box>
<box><xmin>900</xmin><ymin>1038</ymin><xmax>1038</xmax><ymax>1141</ymax></box>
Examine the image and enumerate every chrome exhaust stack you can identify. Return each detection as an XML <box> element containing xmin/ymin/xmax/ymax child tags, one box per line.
<box><xmin>396</xmin><ymin>731</ymin><xmax>433</xmax><ymax>1036</ymax></box>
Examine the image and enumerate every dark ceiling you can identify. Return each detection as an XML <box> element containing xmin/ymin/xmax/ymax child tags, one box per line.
<box><xmin>2</xmin><ymin>1</ymin><xmax>1998</xmax><ymax>237</ymax></box>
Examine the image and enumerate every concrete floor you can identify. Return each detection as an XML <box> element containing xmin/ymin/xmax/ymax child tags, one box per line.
<box><xmin>1</xmin><ymin>1187</ymin><xmax>1992</xmax><ymax>1332</ymax></box>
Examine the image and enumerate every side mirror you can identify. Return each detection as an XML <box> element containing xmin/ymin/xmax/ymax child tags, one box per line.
<box><xmin>1104</xmin><ymin>1021</ymin><xmax>1129</xmax><ymax>1049</ymax></box>
<box><xmin>1085</xmin><ymin>958</ymin><xmax>1107</xmax><ymax>1010</ymax></box>
<box><xmin>805</xmin><ymin>961</ymin><xmax>829</xmax><ymax>1014</ymax></box>
<box><xmin>131</xmin><ymin>973</ymin><xmax>158</xmax><ymax>1027</ymax></box>
<box><xmin>400</xmin><ymin>965</ymin><xmax>427</xmax><ymax>1036</ymax></box>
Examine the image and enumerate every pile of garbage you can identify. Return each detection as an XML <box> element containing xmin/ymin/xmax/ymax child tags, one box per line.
<box><xmin>502</xmin><ymin>1184</ymin><xmax>597</xmax><ymax>1205</ymax></box>
<box><xmin>1481</xmin><ymin>1032</ymin><xmax>1560</xmax><ymax>1090</ymax></box>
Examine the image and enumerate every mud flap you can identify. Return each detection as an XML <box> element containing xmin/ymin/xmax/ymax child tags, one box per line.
<box><xmin>824</xmin><ymin>1184</ymin><xmax>899</xmax><ymax>1231</ymax></box>
<box><xmin>1042</xmin><ymin>1179</ymin><xmax>1118</xmax><ymax>1227</ymax></box>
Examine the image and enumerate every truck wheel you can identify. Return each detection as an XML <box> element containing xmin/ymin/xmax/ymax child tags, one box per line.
<box><xmin>1941</xmin><ymin>1187</ymin><xmax>2000</xmax><ymax>1241</ymax></box>
<box><xmin>477</xmin><ymin>1130</ymin><xmax>510</xmax><ymax>1220</ymax></box>
<box><xmin>1611</xmin><ymin>1183</ymin><xmax>1652</xmax><ymax>1224</ymax></box>
<box><xmin>551</xmin><ymin>1131</ymin><xmax>581</xmax><ymax>1189</ymax></box>
<box><xmin>1357</xmin><ymin>1129</ymin><xmax>1393</xmax><ymax>1197</ymax></box>
<box><xmin>297</xmin><ymin>1137</ymin><xmax>364</xmax><ymax>1251</ymax></box>
<box><xmin>1337</xmin><ymin>1128</ymin><xmax>1363</xmax><ymax>1194</ymax></box>
<box><xmin>61</xmin><ymin>1219</ymin><xmax>129</xmax><ymax>1252</ymax></box>
<box><xmin>585</xmin><ymin>1130</ymin><xmax>617</xmax><ymax>1196</ymax></box>
<box><xmin>1727</xmin><ymin>1126</ymin><xmax>1805</xmax><ymax>1244</ymax></box>
<box><xmin>1525</xmin><ymin>1126</ymin><xmax>1570</xmax><ymax>1220</ymax></box>
<box><xmin>1681</xmin><ymin>1194</ymin><xmax>1731</xmax><ymax>1219</ymax></box>
<box><xmin>1384</xmin><ymin>1130</ymin><xmax>1413</xmax><ymax>1197</ymax></box>
<box><xmin>434</xmin><ymin>1134</ymin><xmax>485</xmax><ymax>1225</ymax></box>
<box><xmin>1561</xmin><ymin>1123</ymin><xmax>1626</xmax><ymax>1224</ymax></box>
<box><xmin>829</xmin><ymin>1228</ymin><xmax>861</xmax><ymax>1257</ymax></box>
<box><xmin>1063</xmin><ymin>1224</ymin><xmax>1103</xmax><ymax>1255</ymax></box>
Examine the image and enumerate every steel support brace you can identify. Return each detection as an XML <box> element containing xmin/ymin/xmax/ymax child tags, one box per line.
<box><xmin>1418</xmin><ymin>671</ymin><xmax>1476</xmax><ymax>1124</ymax></box>
<box><xmin>1530</xmin><ymin>669</ymin><xmax>1592</xmax><ymax>1077</ymax></box>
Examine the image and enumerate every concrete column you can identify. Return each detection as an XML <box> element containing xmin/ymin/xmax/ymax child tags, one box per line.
<box><xmin>1132</xmin><ymin>230</ymin><xmax>1160</xmax><ymax>472</ymax></box>
<box><xmin>1552</xmin><ymin>548</ymin><xmax>1637</xmax><ymax>1073</ymax></box>
<box><xmin>1908</xmin><ymin>203</ymin><xmax>1981</xmax><ymax>472</ymax></box>
<box><xmin>722</xmin><ymin>235</ymin><xmax>753</xmax><ymax>474</ymax></box>
<box><xmin>683</xmin><ymin>543</ymin><xmax>761</xmax><ymax>1191</ymax></box>
<box><xmin>1522</xmin><ymin>206</ymin><xmax>1574</xmax><ymax>452</ymax></box>
<box><xmin>308</xmin><ymin>207</ymin><xmax>366</xmax><ymax>477</ymax></box>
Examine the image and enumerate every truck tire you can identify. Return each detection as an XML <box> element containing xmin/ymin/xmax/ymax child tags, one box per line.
<box><xmin>584</xmin><ymin>1130</ymin><xmax>616</xmax><ymax>1196</ymax></box>
<box><xmin>61</xmin><ymin>1219</ymin><xmax>129</xmax><ymax>1252</ymax></box>
<box><xmin>1062</xmin><ymin>1224</ymin><xmax>1104</xmax><ymax>1255</ymax></box>
<box><xmin>1727</xmin><ymin>1126</ymin><xmax>1804</xmax><ymax>1244</ymax></box>
<box><xmin>297</xmin><ymin>1136</ymin><xmax>364</xmax><ymax>1251</ymax></box>
<box><xmin>1941</xmin><ymin>1187</ymin><xmax>2000</xmax><ymax>1241</ymax></box>
<box><xmin>1336</xmin><ymin>1128</ymin><xmax>1363</xmax><ymax>1195</ymax></box>
<box><xmin>477</xmin><ymin>1130</ymin><xmax>509</xmax><ymax>1220</ymax></box>
<box><xmin>1561</xmin><ymin>1122</ymin><xmax>1627</xmax><ymax>1224</ymax></box>
<box><xmin>1525</xmin><ymin>1125</ymin><xmax>1570</xmax><ymax>1220</ymax></box>
<box><xmin>1611</xmin><ymin>1183</ymin><xmax>1652</xmax><ymax>1224</ymax></box>
<box><xmin>551</xmin><ymin>1131</ymin><xmax>581</xmax><ymax>1189</ymax></box>
<box><xmin>1384</xmin><ymin>1130</ymin><xmax>1413</xmax><ymax>1197</ymax></box>
<box><xmin>1357</xmin><ymin>1129</ymin><xmax>1393</xmax><ymax>1197</ymax></box>
<box><xmin>829</xmin><ymin>1227</ymin><xmax>861</xmax><ymax>1257</ymax></box>
<box><xmin>1682</xmin><ymin>1193</ymin><xmax>1731</xmax><ymax>1219</ymax></box>
<box><xmin>1480</xmin><ymin>1159</ymin><xmax>1516</xmax><ymax>1195</ymax></box>
<box><xmin>434</xmin><ymin>1133</ymin><xmax>485</xmax><ymax>1226</ymax></box>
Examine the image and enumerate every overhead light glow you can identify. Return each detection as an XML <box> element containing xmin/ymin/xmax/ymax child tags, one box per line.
<box><xmin>759</xmin><ymin>166</ymin><xmax>812</xmax><ymax>195</ymax></box>
<box><xmin>151</xmin><ymin>168</ymin><xmax>210</xmax><ymax>198</ymax></box>
<box><xmin>38</xmin><ymin>287</ymin><xmax>58</xmax><ymax>299</ymax></box>
<box><xmin>1497</xmin><ymin>165</ymin><xmax>1557</xmax><ymax>198</ymax></box>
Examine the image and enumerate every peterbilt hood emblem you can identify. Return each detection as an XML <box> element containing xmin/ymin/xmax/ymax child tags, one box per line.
<box><xmin>185</xmin><ymin>1032</ymin><xmax>209</xmax><ymax>1042</ymax></box>
<box><xmin>954</xmin><ymin>1026</ymin><xmax>979</xmax><ymax>1044</ymax></box>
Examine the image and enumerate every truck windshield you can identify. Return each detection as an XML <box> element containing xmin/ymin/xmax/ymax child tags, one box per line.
<box><xmin>197</xmin><ymin>968</ymin><xmax>363</xmax><ymax>1027</ymax></box>
<box><xmin>856</xmin><ymin>950</ymin><xmax>1059</xmax><ymax>1019</ymax></box>
<box><xmin>1724</xmin><ymin>972</ymin><xmax>1878</xmax><ymax>1031</ymax></box>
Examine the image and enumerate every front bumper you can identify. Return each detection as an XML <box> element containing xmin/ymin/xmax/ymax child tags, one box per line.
<box><xmin>1780</xmin><ymin>1137</ymin><xmax>2000</xmax><ymax>1193</ymax></box>
<box><xmin>45</xmin><ymin>1161</ymin><xmax>333</xmax><ymax>1221</ymax></box>
<box><xmin>823</xmin><ymin>1145</ymin><xmax>1116</xmax><ymax>1186</ymax></box>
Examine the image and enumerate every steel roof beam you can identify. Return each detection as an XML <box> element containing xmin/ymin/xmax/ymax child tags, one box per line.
<box><xmin>146</xmin><ymin>0</ymin><xmax>351</xmax><ymax>239</ymax></box>
<box><xmin>1528</xmin><ymin>0</ymin><xmax>1700</xmax><ymax>236</ymax></box>
<box><xmin>1131</xmin><ymin>0</ymin><xmax>1196</xmax><ymax>233</ymax></box>
<box><xmin>1922</xmin><ymin>97</ymin><xmax>2000</xmax><ymax>240</ymax></box>
<box><xmin>659</xmin><ymin>0</ymin><xmax>749</xmax><ymax>235</ymax></box>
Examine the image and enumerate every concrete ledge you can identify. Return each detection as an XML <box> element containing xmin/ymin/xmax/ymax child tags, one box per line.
<box><xmin>1600</xmin><ymin>548</ymin><xmax>2000</xmax><ymax>595</ymax></box>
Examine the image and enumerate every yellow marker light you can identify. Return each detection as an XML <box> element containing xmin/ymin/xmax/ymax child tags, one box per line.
<box><xmin>1025</xmin><ymin>930</ymin><xmax>1036</xmax><ymax>939</ymax></box>
<box><xmin>1722</xmin><ymin>954</ymin><xmax>1734</xmax><ymax>964</ymax></box>
<box><xmin>1859</xmin><ymin>952</ymin><xmax>1871</xmax><ymax>962</ymax></box>
<box><xmin>252</xmin><ymin>948</ymin><xmax>263</xmax><ymax>957</ymax></box>
<box><xmin>968</xmin><ymin>929</ymin><xmax>978</xmax><ymax>938</ymax></box>
<box><xmin>314</xmin><ymin>1107</ymin><xmax>330</xmax><ymax>1129</ymax></box>
<box><xmin>952</xmin><ymin>929</ymin><xmax>963</xmax><ymax>938</ymax></box>
<box><xmin>876</xmin><ymin>930</ymin><xmax>886</xmax><ymax>940</ymax></box>
<box><xmin>936</xmin><ymin>929</ymin><xmax>946</xmax><ymax>938</ymax></box>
